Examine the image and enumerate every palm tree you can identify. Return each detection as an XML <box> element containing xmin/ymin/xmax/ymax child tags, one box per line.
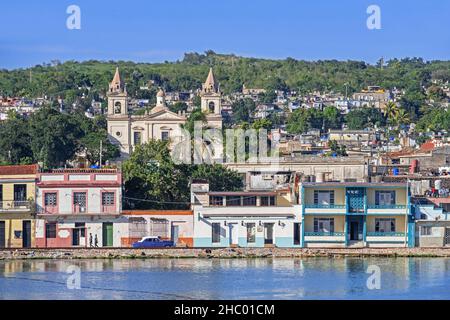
<box><xmin>384</xmin><ymin>101</ymin><xmax>399</xmax><ymax>124</ymax></box>
<box><xmin>394</xmin><ymin>109</ymin><xmax>410</xmax><ymax>127</ymax></box>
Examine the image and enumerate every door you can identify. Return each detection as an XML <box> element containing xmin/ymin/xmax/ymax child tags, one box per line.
<box><xmin>229</xmin><ymin>224</ymin><xmax>238</xmax><ymax>246</ymax></box>
<box><xmin>102</xmin><ymin>223</ymin><xmax>113</xmax><ymax>247</ymax></box>
<box><xmin>72</xmin><ymin>229</ymin><xmax>80</xmax><ymax>246</ymax></box>
<box><xmin>171</xmin><ymin>225</ymin><xmax>179</xmax><ymax>244</ymax></box>
<box><xmin>350</xmin><ymin>221</ymin><xmax>359</xmax><ymax>241</ymax></box>
<box><xmin>264</xmin><ymin>223</ymin><xmax>274</xmax><ymax>245</ymax></box>
<box><xmin>22</xmin><ymin>220</ymin><xmax>31</xmax><ymax>248</ymax></box>
<box><xmin>14</xmin><ymin>184</ymin><xmax>27</xmax><ymax>207</ymax></box>
<box><xmin>0</xmin><ymin>221</ymin><xmax>5</xmax><ymax>248</ymax></box>
<box><xmin>445</xmin><ymin>228</ymin><xmax>450</xmax><ymax>246</ymax></box>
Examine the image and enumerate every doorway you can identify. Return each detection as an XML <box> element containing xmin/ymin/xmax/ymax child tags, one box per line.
<box><xmin>445</xmin><ymin>228</ymin><xmax>450</xmax><ymax>246</ymax></box>
<box><xmin>228</xmin><ymin>224</ymin><xmax>238</xmax><ymax>246</ymax></box>
<box><xmin>349</xmin><ymin>221</ymin><xmax>359</xmax><ymax>241</ymax></box>
<box><xmin>102</xmin><ymin>222</ymin><xmax>113</xmax><ymax>247</ymax></box>
<box><xmin>171</xmin><ymin>224</ymin><xmax>179</xmax><ymax>245</ymax></box>
<box><xmin>22</xmin><ymin>220</ymin><xmax>31</xmax><ymax>248</ymax></box>
<box><xmin>0</xmin><ymin>221</ymin><xmax>5</xmax><ymax>248</ymax></box>
<box><xmin>264</xmin><ymin>223</ymin><xmax>274</xmax><ymax>245</ymax></box>
<box><xmin>72</xmin><ymin>223</ymin><xmax>86</xmax><ymax>246</ymax></box>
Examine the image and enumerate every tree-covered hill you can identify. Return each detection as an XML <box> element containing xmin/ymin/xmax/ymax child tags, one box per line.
<box><xmin>1</xmin><ymin>51</ymin><xmax>450</xmax><ymax>101</ymax></box>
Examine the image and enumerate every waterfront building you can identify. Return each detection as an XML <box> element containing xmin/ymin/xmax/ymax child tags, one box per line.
<box><xmin>299</xmin><ymin>182</ymin><xmax>414</xmax><ymax>248</ymax></box>
<box><xmin>414</xmin><ymin>197</ymin><xmax>450</xmax><ymax>247</ymax></box>
<box><xmin>0</xmin><ymin>165</ymin><xmax>38</xmax><ymax>248</ymax></box>
<box><xmin>119</xmin><ymin>210</ymin><xmax>194</xmax><ymax>247</ymax></box>
<box><xmin>107</xmin><ymin>67</ymin><xmax>223</xmax><ymax>159</ymax></box>
<box><xmin>35</xmin><ymin>168</ymin><xmax>125</xmax><ymax>248</ymax></box>
<box><xmin>191</xmin><ymin>180</ymin><xmax>302</xmax><ymax>247</ymax></box>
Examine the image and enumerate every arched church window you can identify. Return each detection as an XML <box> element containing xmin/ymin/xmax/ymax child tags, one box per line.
<box><xmin>208</xmin><ymin>101</ymin><xmax>215</xmax><ymax>113</ymax></box>
<box><xmin>114</xmin><ymin>101</ymin><xmax>122</xmax><ymax>114</ymax></box>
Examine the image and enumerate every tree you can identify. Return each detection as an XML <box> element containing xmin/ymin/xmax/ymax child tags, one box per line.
<box><xmin>328</xmin><ymin>140</ymin><xmax>348</xmax><ymax>156</ymax></box>
<box><xmin>286</xmin><ymin>107</ymin><xmax>323</xmax><ymax>134</ymax></box>
<box><xmin>252</xmin><ymin>118</ymin><xmax>273</xmax><ymax>130</ymax></box>
<box><xmin>345</xmin><ymin>108</ymin><xmax>385</xmax><ymax>130</ymax></box>
<box><xmin>322</xmin><ymin>106</ymin><xmax>342</xmax><ymax>130</ymax></box>
<box><xmin>169</xmin><ymin>102</ymin><xmax>188</xmax><ymax>114</ymax></box>
<box><xmin>0</xmin><ymin>115</ymin><xmax>32</xmax><ymax>164</ymax></box>
<box><xmin>231</xmin><ymin>98</ymin><xmax>256</xmax><ymax>124</ymax></box>
<box><xmin>122</xmin><ymin>140</ymin><xmax>243</xmax><ymax>209</ymax></box>
<box><xmin>80</xmin><ymin>130</ymin><xmax>120</xmax><ymax>165</ymax></box>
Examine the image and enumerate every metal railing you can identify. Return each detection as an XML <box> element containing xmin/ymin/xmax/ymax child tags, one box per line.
<box><xmin>304</xmin><ymin>232</ymin><xmax>346</xmax><ymax>236</ymax></box>
<box><xmin>304</xmin><ymin>204</ymin><xmax>346</xmax><ymax>209</ymax></box>
<box><xmin>366</xmin><ymin>232</ymin><xmax>405</xmax><ymax>237</ymax></box>
<box><xmin>367</xmin><ymin>205</ymin><xmax>407</xmax><ymax>209</ymax></box>
<box><xmin>0</xmin><ymin>201</ymin><xmax>32</xmax><ymax>211</ymax></box>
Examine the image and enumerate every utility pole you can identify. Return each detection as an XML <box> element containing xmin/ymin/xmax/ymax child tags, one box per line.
<box><xmin>99</xmin><ymin>140</ymin><xmax>103</xmax><ymax>168</ymax></box>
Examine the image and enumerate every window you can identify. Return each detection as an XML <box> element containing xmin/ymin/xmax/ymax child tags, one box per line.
<box><xmin>294</xmin><ymin>223</ymin><xmax>301</xmax><ymax>245</ymax></box>
<box><xmin>314</xmin><ymin>190</ymin><xmax>334</xmax><ymax>205</ymax></box>
<box><xmin>208</xmin><ymin>101</ymin><xmax>215</xmax><ymax>113</ymax></box>
<box><xmin>421</xmin><ymin>226</ymin><xmax>432</xmax><ymax>236</ymax></box>
<box><xmin>161</xmin><ymin>131</ymin><xmax>169</xmax><ymax>141</ymax></box>
<box><xmin>246</xmin><ymin>223</ymin><xmax>256</xmax><ymax>243</ymax></box>
<box><xmin>102</xmin><ymin>192</ymin><xmax>115</xmax><ymax>206</ymax></box>
<box><xmin>375</xmin><ymin>218</ymin><xmax>396</xmax><ymax>232</ymax></box>
<box><xmin>226</xmin><ymin>196</ymin><xmax>241</xmax><ymax>206</ymax></box>
<box><xmin>375</xmin><ymin>191</ymin><xmax>396</xmax><ymax>206</ymax></box>
<box><xmin>313</xmin><ymin>218</ymin><xmax>335</xmax><ymax>233</ymax></box>
<box><xmin>209</xmin><ymin>196</ymin><xmax>223</xmax><ymax>206</ymax></box>
<box><xmin>73</xmin><ymin>192</ymin><xmax>87</xmax><ymax>213</ymax></box>
<box><xmin>243</xmin><ymin>196</ymin><xmax>257</xmax><ymax>206</ymax></box>
<box><xmin>212</xmin><ymin>223</ymin><xmax>221</xmax><ymax>243</ymax></box>
<box><xmin>133</xmin><ymin>132</ymin><xmax>142</xmax><ymax>145</ymax></box>
<box><xmin>114</xmin><ymin>101</ymin><xmax>121</xmax><ymax>114</ymax></box>
<box><xmin>261</xmin><ymin>196</ymin><xmax>276</xmax><ymax>206</ymax></box>
<box><xmin>44</xmin><ymin>193</ymin><xmax>57</xmax><ymax>207</ymax></box>
<box><xmin>13</xmin><ymin>184</ymin><xmax>27</xmax><ymax>202</ymax></box>
<box><xmin>45</xmin><ymin>223</ymin><xmax>57</xmax><ymax>239</ymax></box>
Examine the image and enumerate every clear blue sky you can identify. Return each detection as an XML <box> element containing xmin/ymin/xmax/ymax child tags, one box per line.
<box><xmin>1</xmin><ymin>0</ymin><xmax>449</xmax><ymax>69</ymax></box>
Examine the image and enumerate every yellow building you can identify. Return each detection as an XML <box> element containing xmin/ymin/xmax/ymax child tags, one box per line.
<box><xmin>300</xmin><ymin>182</ymin><xmax>415</xmax><ymax>248</ymax></box>
<box><xmin>0</xmin><ymin>165</ymin><xmax>38</xmax><ymax>248</ymax></box>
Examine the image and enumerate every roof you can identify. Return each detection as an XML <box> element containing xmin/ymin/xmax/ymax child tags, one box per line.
<box><xmin>208</xmin><ymin>191</ymin><xmax>277</xmax><ymax>196</ymax></box>
<box><xmin>420</xmin><ymin>141</ymin><xmax>435</xmax><ymax>152</ymax></box>
<box><xmin>0</xmin><ymin>164</ymin><xmax>39</xmax><ymax>175</ymax></box>
<box><xmin>122</xmin><ymin>210</ymin><xmax>193</xmax><ymax>216</ymax></box>
<box><xmin>301</xmin><ymin>182</ymin><xmax>408</xmax><ymax>187</ymax></box>
<box><xmin>205</xmin><ymin>68</ymin><xmax>216</xmax><ymax>87</ymax></box>
<box><xmin>111</xmin><ymin>67</ymin><xmax>122</xmax><ymax>85</ymax></box>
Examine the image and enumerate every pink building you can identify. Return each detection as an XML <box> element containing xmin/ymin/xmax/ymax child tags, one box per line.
<box><xmin>35</xmin><ymin>168</ymin><xmax>126</xmax><ymax>248</ymax></box>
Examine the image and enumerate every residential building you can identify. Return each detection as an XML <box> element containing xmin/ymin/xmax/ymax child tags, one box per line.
<box><xmin>414</xmin><ymin>197</ymin><xmax>450</xmax><ymax>247</ymax></box>
<box><xmin>191</xmin><ymin>180</ymin><xmax>301</xmax><ymax>247</ymax></box>
<box><xmin>0</xmin><ymin>165</ymin><xmax>38</xmax><ymax>248</ymax></box>
<box><xmin>119</xmin><ymin>210</ymin><xmax>194</xmax><ymax>247</ymax></box>
<box><xmin>299</xmin><ymin>182</ymin><xmax>414</xmax><ymax>248</ymax></box>
<box><xmin>35</xmin><ymin>168</ymin><xmax>125</xmax><ymax>248</ymax></box>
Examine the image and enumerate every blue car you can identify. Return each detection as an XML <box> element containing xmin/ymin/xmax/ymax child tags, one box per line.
<box><xmin>132</xmin><ymin>236</ymin><xmax>175</xmax><ymax>248</ymax></box>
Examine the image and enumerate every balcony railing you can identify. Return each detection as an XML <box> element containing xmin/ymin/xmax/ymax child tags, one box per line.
<box><xmin>0</xmin><ymin>201</ymin><xmax>32</xmax><ymax>211</ymax></box>
<box><xmin>304</xmin><ymin>204</ymin><xmax>346</xmax><ymax>209</ymax></box>
<box><xmin>366</xmin><ymin>232</ymin><xmax>405</xmax><ymax>237</ymax></box>
<box><xmin>367</xmin><ymin>205</ymin><xmax>407</xmax><ymax>209</ymax></box>
<box><xmin>304</xmin><ymin>232</ymin><xmax>346</xmax><ymax>236</ymax></box>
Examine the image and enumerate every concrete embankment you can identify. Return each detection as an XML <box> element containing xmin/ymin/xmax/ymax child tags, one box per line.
<box><xmin>1</xmin><ymin>247</ymin><xmax>450</xmax><ymax>260</ymax></box>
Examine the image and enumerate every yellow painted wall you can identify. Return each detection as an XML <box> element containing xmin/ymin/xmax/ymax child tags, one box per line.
<box><xmin>276</xmin><ymin>191</ymin><xmax>292</xmax><ymax>206</ymax></box>
<box><xmin>367</xmin><ymin>188</ymin><xmax>407</xmax><ymax>205</ymax></box>
<box><xmin>0</xmin><ymin>218</ymin><xmax>36</xmax><ymax>248</ymax></box>
<box><xmin>0</xmin><ymin>175</ymin><xmax>37</xmax><ymax>248</ymax></box>
<box><xmin>304</xmin><ymin>188</ymin><xmax>345</xmax><ymax>205</ymax></box>
<box><xmin>304</xmin><ymin>215</ymin><xmax>345</xmax><ymax>232</ymax></box>
<box><xmin>366</xmin><ymin>215</ymin><xmax>406</xmax><ymax>233</ymax></box>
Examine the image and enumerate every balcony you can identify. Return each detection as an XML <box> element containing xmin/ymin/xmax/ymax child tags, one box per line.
<box><xmin>304</xmin><ymin>204</ymin><xmax>346</xmax><ymax>215</ymax></box>
<box><xmin>0</xmin><ymin>201</ymin><xmax>33</xmax><ymax>213</ymax></box>
<box><xmin>366</xmin><ymin>204</ymin><xmax>408</xmax><ymax>215</ymax></box>
<box><xmin>366</xmin><ymin>231</ymin><xmax>406</xmax><ymax>243</ymax></box>
<box><xmin>304</xmin><ymin>231</ymin><xmax>346</xmax><ymax>242</ymax></box>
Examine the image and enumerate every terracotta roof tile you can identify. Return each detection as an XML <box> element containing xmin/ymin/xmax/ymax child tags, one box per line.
<box><xmin>0</xmin><ymin>164</ymin><xmax>39</xmax><ymax>175</ymax></box>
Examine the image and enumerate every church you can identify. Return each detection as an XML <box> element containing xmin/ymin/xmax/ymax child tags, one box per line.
<box><xmin>107</xmin><ymin>67</ymin><xmax>223</xmax><ymax>159</ymax></box>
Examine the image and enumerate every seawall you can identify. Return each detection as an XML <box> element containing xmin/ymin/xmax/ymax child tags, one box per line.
<box><xmin>1</xmin><ymin>247</ymin><xmax>450</xmax><ymax>260</ymax></box>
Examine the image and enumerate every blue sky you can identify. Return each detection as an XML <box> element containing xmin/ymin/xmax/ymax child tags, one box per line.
<box><xmin>0</xmin><ymin>0</ymin><xmax>449</xmax><ymax>69</ymax></box>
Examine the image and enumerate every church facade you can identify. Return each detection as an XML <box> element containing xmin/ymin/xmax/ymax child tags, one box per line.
<box><xmin>107</xmin><ymin>67</ymin><xmax>222</xmax><ymax>159</ymax></box>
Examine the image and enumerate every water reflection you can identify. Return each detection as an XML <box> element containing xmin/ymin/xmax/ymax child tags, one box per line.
<box><xmin>0</xmin><ymin>257</ymin><xmax>449</xmax><ymax>300</ymax></box>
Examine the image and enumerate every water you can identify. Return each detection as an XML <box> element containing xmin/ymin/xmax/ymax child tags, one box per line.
<box><xmin>0</xmin><ymin>257</ymin><xmax>449</xmax><ymax>299</ymax></box>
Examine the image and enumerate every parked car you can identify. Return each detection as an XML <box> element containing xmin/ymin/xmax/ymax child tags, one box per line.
<box><xmin>132</xmin><ymin>236</ymin><xmax>175</xmax><ymax>248</ymax></box>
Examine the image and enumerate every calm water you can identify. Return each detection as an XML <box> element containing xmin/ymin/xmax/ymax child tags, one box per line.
<box><xmin>0</xmin><ymin>257</ymin><xmax>449</xmax><ymax>299</ymax></box>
